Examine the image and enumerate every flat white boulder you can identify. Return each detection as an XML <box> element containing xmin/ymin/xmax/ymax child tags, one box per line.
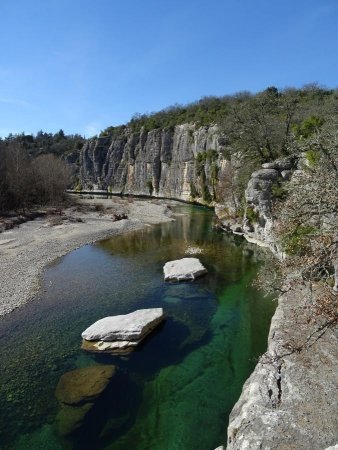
<box><xmin>81</xmin><ymin>308</ymin><xmax>164</xmax><ymax>354</ymax></box>
<box><xmin>163</xmin><ymin>257</ymin><xmax>207</xmax><ymax>281</ymax></box>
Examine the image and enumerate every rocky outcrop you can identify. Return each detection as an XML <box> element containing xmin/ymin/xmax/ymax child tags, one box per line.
<box><xmin>81</xmin><ymin>308</ymin><xmax>164</xmax><ymax>354</ymax></box>
<box><xmin>227</xmin><ymin>283</ymin><xmax>338</xmax><ymax>450</ymax></box>
<box><xmin>242</xmin><ymin>157</ymin><xmax>297</xmax><ymax>255</ymax></box>
<box><xmin>163</xmin><ymin>257</ymin><xmax>207</xmax><ymax>281</ymax></box>
<box><xmin>55</xmin><ymin>365</ymin><xmax>116</xmax><ymax>436</ymax></box>
<box><xmin>67</xmin><ymin>124</ymin><xmax>227</xmax><ymax>203</ymax></box>
<box><xmin>220</xmin><ymin>155</ymin><xmax>338</xmax><ymax>449</ymax></box>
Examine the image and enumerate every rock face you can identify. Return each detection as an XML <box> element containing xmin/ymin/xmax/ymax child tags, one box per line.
<box><xmin>81</xmin><ymin>308</ymin><xmax>164</xmax><ymax>354</ymax></box>
<box><xmin>242</xmin><ymin>157</ymin><xmax>297</xmax><ymax>254</ymax></box>
<box><xmin>163</xmin><ymin>257</ymin><xmax>208</xmax><ymax>281</ymax></box>
<box><xmin>227</xmin><ymin>283</ymin><xmax>338</xmax><ymax>450</ymax></box>
<box><xmin>55</xmin><ymin>365</ymin><xmax>116</xmax><ymax>436</ymax></box>
<box><xmin>66</xmin><ymin>124</ymin><xmax>226</xmax><ymax>203</ymax></box>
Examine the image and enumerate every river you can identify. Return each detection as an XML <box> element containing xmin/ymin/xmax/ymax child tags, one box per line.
<box><xmin>0</xmin><ymin>204</ymin><xmax>275</xmax><ymax>450</ymax></box>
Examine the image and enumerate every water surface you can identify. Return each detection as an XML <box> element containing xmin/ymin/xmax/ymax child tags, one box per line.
<box><xmin>0</xmin><ymin>205</ymin><xmax>275</xmax><ymax>450</ymax></box>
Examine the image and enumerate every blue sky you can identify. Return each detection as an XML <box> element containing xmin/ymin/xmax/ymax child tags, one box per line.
<box><xmin>0</xmin><ymin>0</ymin><xmax>337</xmax><ymax>137</ymax></box>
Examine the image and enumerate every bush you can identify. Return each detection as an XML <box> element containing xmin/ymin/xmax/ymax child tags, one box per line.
<box><xmin>190</xmin><ymin>182</ymin><xmax>198</xmax><ymax>199</ymax></box>
<box><xmin>146</xmin><ymin>180</ymin><xmax>154</xmax><ymax>196</ymax></box>
<box><xmin>246</xmin><ymin>206</ymin><xmax>259</xmax><ymax>223</ymax></box>
<box><xmin>94</xmin><ymin>204</ymin><xmax>105</xmax><ymax>213</ymax></box>
<box><xmin>271</xmin><ymin>181</ymin><xmax>288</xmax><ymax>200</ymax></box>
<box><xmin>305</xmin><ymin>150</ymin><xmax>320</xmax><ymax>167</ymax></box>
<box><xmin>282</xmin><ymin>225</ymin><xmax>317</xmax><ymax>256</ymax></box>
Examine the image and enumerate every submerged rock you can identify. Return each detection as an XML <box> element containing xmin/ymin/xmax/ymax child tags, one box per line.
<box><xmin>56</xmin><ymin>403</ymin><xmax>93</xmax><ymax>436</ymax></box>
<box><xmin>81</xmin><ymin>308</ymin><xmax>164</xmax><ymax>354</ymax></box>
<box><xmin>163</xmin><ymin>257</ymin><xmax>207</xmax><ymax>281</ymax></box>
<box><xmin>55</xmin><ymin>365</ymin><xmax>116</xmax><ymax>405</ymax></box>
<box><xmin>55</xmin><ymin>365</ymin><xmax>116</xmax><ymax>436</ymax></box>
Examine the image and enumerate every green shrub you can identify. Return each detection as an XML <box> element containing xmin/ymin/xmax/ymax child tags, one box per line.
<box><xmin>190</xmin><ymin>182</ymin><xmax>198</xmax><ymax>199</ymax></box>
<box><xmin>305</xmin><ymin>149</ymin><xmax>320</xmax><ymax>167</ymax></box>
<box><xmin>282</xmin><ymin>225</ymin><xmax>317</xmax><ymax>256</ymax></box>
<box><xmin>292</xmin><ymin>115</ymin><xmax>325</xmax><ymax>139</ymax></box>
<box><xmin>146</xmin><ymin>180</ymin><xmax>154</xmax><ymax>195</ymax></box>
<box><xmin>195</xmin><ymin>152</ymin><xmax>206</xmax><ymax>176</ymax></box>
<box><xmin>246</xmin><ymin>206</ymin><xmax>259</xmax><ymax>223</ymax></box>
<box><xmin>206</xmin><ymin>149</ymin><xmax>218</xmax><ymax>162</ymax></box>
<box><xmin>271</xmin><ymin>181</ymin><xmax>288</xmax><ymax>200</ymax></box>
<box><xmin>201</xmin><ymin>183</ymin><xmax>212</xmax><ymax>203</ymax></box>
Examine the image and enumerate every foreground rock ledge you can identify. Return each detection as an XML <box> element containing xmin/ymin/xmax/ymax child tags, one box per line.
<box><xmin>163</xmin><ymin>257</ymin><xmax>207</xmax><ymax>281</ymax></box>
<box><xmin>227</xmin><ymin>283</ymin><xmax>338</xmax><ymax>450</ymax></box>
<box><xmin>81</xmin><ymin>308</ymin><xmax>164</xmax><ymax>354</ymax></box>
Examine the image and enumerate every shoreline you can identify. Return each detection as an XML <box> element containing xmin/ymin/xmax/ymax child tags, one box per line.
<box><xmin>226</xmin><ymin>281</ymin><xmax>338</xmax><ymax>450</ymax></box>
<box><xmin>0</xmin><ymin>198</ymin><xmax>176</xmax><ymax>318</ymax></box>
<box><xmin>222</xmin><ymin>237</ymin><xmax>338</xmax><ymax>448</ymax></box>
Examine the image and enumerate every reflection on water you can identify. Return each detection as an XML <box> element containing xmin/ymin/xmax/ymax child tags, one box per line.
<box><xmin>0</xmin><ymin>205</ymin><xmax>275</xmax><ymax>450</ymax></box>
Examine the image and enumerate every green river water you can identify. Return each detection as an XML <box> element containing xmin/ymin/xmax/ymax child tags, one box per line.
<box><xmin>0</xmin><ymin>204</ymin><xmax>275</xmax><ymax>450</ymax></box>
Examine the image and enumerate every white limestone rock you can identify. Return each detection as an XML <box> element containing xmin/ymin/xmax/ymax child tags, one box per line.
<box><xmin>82</xmin><ymin>308</ymin><xmax>164</xmax><ymax>342</ymax></box>
<box><xmin>81</xmin><ymin>308</ymin><xmax>164</xmax><ymax>354</ymax></box>
<box><xmin>163</xmin><ymin>257</ymin><xmax>207</xmax><ymax>281</ymax></box>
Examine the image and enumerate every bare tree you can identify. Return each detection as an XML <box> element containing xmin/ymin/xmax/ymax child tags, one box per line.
<box><xmin>31</xmin><ymin>154</ymin><xmax>70</xmax><ymax>206</ymax></box>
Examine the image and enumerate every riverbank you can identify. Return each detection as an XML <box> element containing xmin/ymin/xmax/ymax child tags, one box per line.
<box><xmin>226</xmin><ymin>280</ymin><xmax>338</xmax><ymax>450</ymax></box>
<box><xmin>218</xmin><ymin>220</ymin><xmax>338</xmax><ymax>450</ymax></box>
<box><xmin>0</xmin><ymin>197</ymin><xmax>176</xmax><ymax>318</ymax></box>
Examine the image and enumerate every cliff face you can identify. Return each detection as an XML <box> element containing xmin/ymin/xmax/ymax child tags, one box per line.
<box><xmin>215</xmin><ymin>156</ymin><xmax>297</xmax><ymax>256</ymax></box>
<box><xmin>68</xmin><ymin>124</ymin><xmax>226</xmax><ymax>202</ymax></box>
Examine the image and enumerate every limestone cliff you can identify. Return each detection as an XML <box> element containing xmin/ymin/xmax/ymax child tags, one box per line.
<box><xmin>67</xmin><ymin>124</ymin><xmax>227</xmax><ymax>203</ymax></box>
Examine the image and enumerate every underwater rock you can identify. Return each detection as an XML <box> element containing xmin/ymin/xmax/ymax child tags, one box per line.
<box><xmin>163</xmin><ymin>257</ymin><xmax>207</xmax><ymax>281</ymax></box>
<box><xmin>163</xmin><ymin>295</ymin><xmax>181</xmax><ymax>304</ymax></box>
<box><xmin>81</xmin><ymin>308</ymin><xmax>164</xmax><ymax>354</ymax></box>
<box><xmin>55</xmin><ymin>365</ymin><xmax>116</xmax><ymax>405</ymax></box>
<box><xmin>56</xmin><ymin>403</ymin><xmax>93</xmax><ymax>436</ymax></box>
<box><xmin>55</xmin><ymin>365</ymin><xmax>116</xmax><ymax>436</ymax></box>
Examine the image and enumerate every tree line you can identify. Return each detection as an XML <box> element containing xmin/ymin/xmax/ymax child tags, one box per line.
<box><xmin>0</xmin><ymin>130</ymin><xmax>82</xmax><ymax>213</ymax></box>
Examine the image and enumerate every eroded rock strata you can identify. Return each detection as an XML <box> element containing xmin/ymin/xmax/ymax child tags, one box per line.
<box><xmin>66</xmin><ymin>124</ymin><xmax>225</xmax><ymax>202</ymax></box>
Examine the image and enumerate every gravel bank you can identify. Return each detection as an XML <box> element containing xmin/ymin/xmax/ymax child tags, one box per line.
<box><xmin>0</xmin><ymin>198</ymin><xmax>176</xmax><ymax>318</ymax></box>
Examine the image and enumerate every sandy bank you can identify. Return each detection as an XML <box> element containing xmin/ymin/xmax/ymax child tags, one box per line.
<box><xmin>0</xmin><ymin>197</ymin><xmax>177</xmax><ymax>318</ymax></box>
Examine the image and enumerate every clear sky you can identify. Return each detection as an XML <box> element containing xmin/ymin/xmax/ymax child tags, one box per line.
<box><xmin>1</xmin><ymin>0</ymin><xmax>337</xmax><ymax>137</ymax></box>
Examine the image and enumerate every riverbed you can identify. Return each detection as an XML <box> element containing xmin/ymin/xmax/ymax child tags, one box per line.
<box><xmin>0</xmin><ymin>204</ymin><xmax>275</xmax><ymax>450</ymax></box>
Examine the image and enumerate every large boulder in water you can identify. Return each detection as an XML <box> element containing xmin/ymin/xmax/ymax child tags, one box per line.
<box><xmin>56</xmin><ymin>403</ymin><xmax>93</xmax><ymax>436</ymax></box>
<box><xmin>56</xmin><ymin>365</ymin><xmax>116</xmax><ymax>405</ymax></box>
<box><xmin>163</xmin><ymin>257</ymin><xmax>207</xmax><ymax>281</ymax></box>
<box><xmin>55</xmin><ymin>365</ymin><xmax>116</xmax><ymax>436</ymax></box>
<box><xmin>81</xmin><ymin>308</ymin><xmax>164</xmax><ymax>354</ymax></box>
